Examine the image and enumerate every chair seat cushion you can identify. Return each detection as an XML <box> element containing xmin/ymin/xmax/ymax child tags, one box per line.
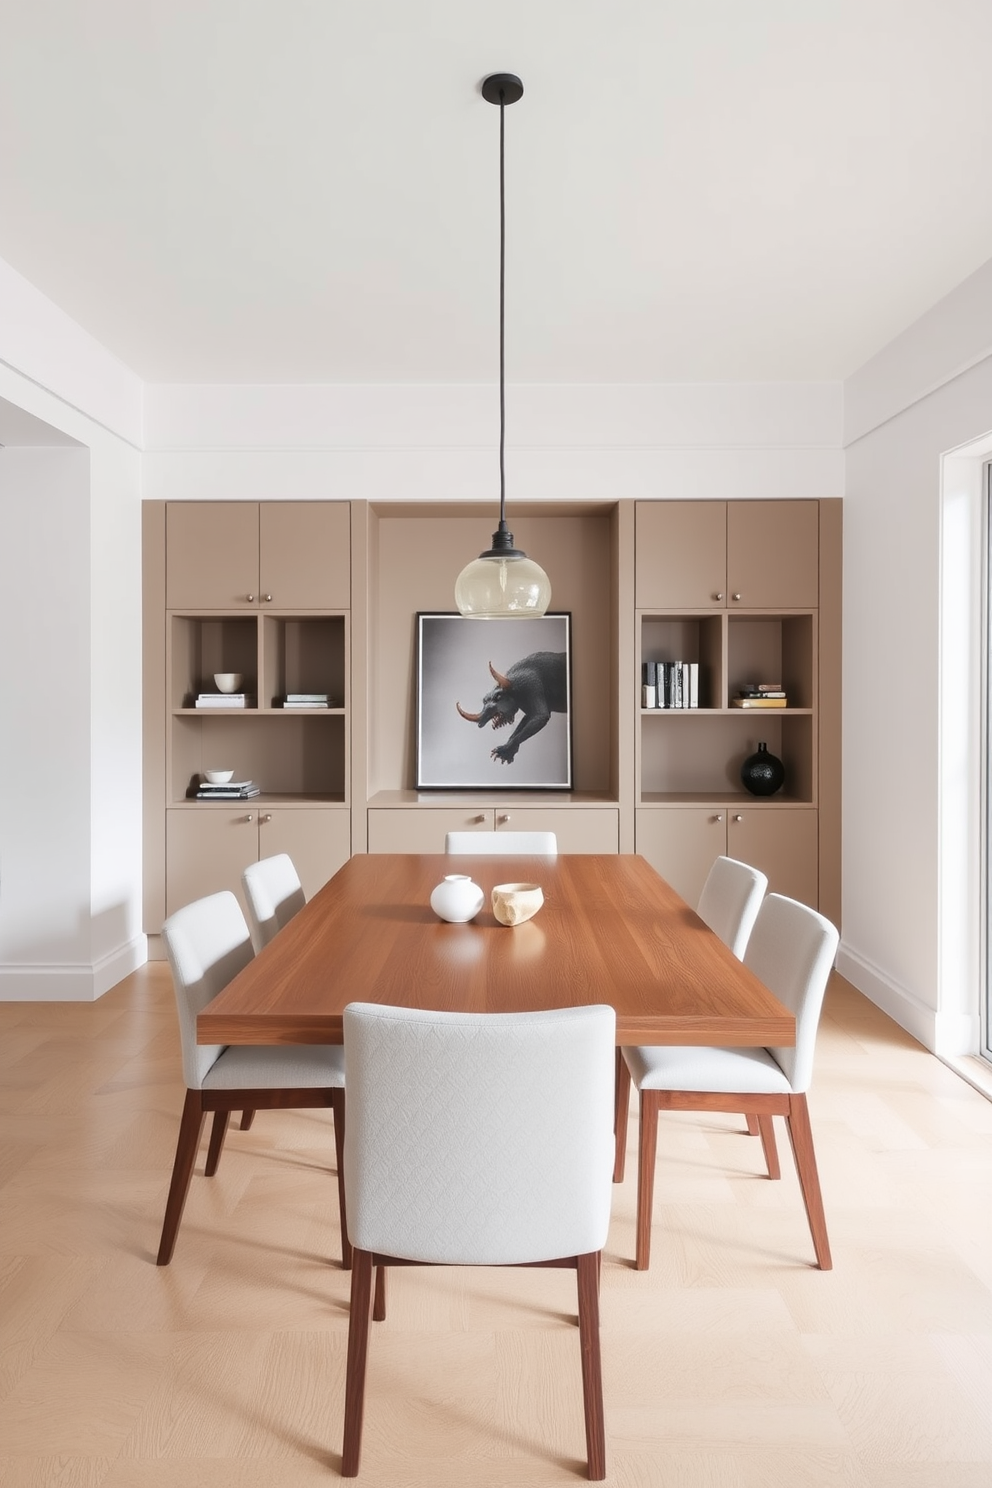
<box><xmin>203</xmin><ymin>1043</ymin><xmax>345</xmax><ymax>1090</ymax></box>
<box><xmin>622</xmin><ymin>1042</ymin><xmax>791</xmax><ymax>1094</ymax></box>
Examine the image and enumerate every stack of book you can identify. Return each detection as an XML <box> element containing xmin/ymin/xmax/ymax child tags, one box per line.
<box><xmin>195</xmin><ymin>778</ymin><xmax>261</xmax><ymax>800</ymax></box>
<box><xmin>194</xmin><ymin>691</ymin><xmax>251</xmax><ymax>709</ymax></box>
<box><xmin>732</xmin><ymin>682</ymin><xmax>788</xmax><ymax>708</ymax></box>
<box><xmin>282</xmin><ymin>693</ymin><xmax>334</xmax><ymax>708</ymax></box>
<box><xmin>642</xmin><ymin>660</ymin><xmax>699</xmax><ymax>709</ymax></box>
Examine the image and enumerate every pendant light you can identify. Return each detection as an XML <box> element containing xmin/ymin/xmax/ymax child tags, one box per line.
<box><xmin>454</xmin><ymin>73</ymin><xmax>552</xmax><ymax>618</ymax></box>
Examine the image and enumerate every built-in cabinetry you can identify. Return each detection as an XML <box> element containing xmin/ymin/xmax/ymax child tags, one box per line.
<box><xmin>143</xmin><ymin>496</ymin><xmax>840</xmax><ymax>939</ymax></box>
<box><xmin>633</xmin><ymin>500</ymin><xmax>840</xmax><ymax>918</ymax></box>
<box><xmin>144</xmin><ymin>502</ymin><xmax>352</xmax><ymax>926</ymax></box>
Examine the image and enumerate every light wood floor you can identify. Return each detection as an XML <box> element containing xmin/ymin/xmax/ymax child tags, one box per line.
<box><xmin>2</xmin><ymin>966</ymin><xmax>992</xmax><ymax>1486</ymax></box>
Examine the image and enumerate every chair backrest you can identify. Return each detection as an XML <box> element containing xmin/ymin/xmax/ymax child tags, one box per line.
<box><xmin>445</xmin><ymin>831</ymin><xmax>558</xmax><ymax>856</ymax></box>
<box><xmin>743</xmin><ymin>893</ymin><xmax>839</xmax><ymax>1092</ymax></box>
<box><xmin>242</xmin><ymin>853</ymin><xmax>306</xmax><ymax>950</ymax></box>
<box><xmin>162</xmin><ymin>890</ymin><xmax>254</xmax><ymax>1089</ymax></box>
<box><xmin>697</xmin><ymin>855</ymin><xmax>768</xmax><ymax>959</ymax></box>
<box><xmin>343</xmin><ymin>1002</ymin><xmax>616</xmax><ymax>1265</ymax></box>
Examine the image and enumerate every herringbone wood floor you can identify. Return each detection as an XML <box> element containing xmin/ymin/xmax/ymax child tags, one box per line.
<box><xmin>2</xmin><ymin>963</ymin><xmax>992</xmax><ymax>1486</ymax></box>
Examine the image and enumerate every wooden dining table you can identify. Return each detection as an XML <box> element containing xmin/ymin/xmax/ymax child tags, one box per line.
<box><xmin>197</xmin><ymin>853</ymin><xmax>795</xmax><ymax>1050</ymax></box>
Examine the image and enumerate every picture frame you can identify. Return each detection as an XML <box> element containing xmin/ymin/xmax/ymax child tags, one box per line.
<box><xmin>416</xmin><ymin>612</ymin><xmax>573</xmax><ymax>790</ymax></box>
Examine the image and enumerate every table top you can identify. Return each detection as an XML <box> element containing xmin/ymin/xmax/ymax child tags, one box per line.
<box><xmin>197</xmin><ymin>853</ymin><xmax>795</xmax><ymax>1049</ymax></box>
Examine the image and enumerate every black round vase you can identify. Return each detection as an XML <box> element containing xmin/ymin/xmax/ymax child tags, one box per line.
<box><xmin>740</xmin><ymin>741</ymin><xmax>785</xmax><ymax>797</ymax></box>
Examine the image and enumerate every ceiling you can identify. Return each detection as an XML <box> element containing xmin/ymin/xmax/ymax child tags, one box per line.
<box><xmin>3</xmin><ymin>1</ymin><xmax>992</xmax><ymax>386</ymax></box>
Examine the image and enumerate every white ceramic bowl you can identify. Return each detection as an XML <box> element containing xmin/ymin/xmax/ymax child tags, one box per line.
<box><xmin>491</xmin><ymin>881</ymin><xmax>544</xmax><ymax>927</ymax></box>
<box><xmin>203</xmin><ymin>768</ymin><xmax>235</xmax><ymax>784</ymax></box>
<box><xmin>213</xmin><ymin>672</ymin><xmax>243</xmax><ymax>693</ymax></box>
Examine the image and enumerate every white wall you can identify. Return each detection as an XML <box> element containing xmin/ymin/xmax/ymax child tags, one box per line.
<box><xmin>142</xmin><ymin>379</ymin><xmax>843</xmax><ymax>504</ymax></box>
<box><xmin>0</xmin><ymin>264</ymin><xmax>145</xmax><ymax>1000</ymax></box>
<box><xmin>0</xmin><ymin>449</ymin><xmax>93</xmax><ymax>986</ymax></box>
<box><xmin>842</xmin><ymin>262</ymin><xmax>992</xmax><ymax>1053</ymax></box>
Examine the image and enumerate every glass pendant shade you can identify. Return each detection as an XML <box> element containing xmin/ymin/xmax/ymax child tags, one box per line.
<box><xmin>454</xmin><ymin>550</ymin><xmax>552</xmax><ymax>618</ymax></box>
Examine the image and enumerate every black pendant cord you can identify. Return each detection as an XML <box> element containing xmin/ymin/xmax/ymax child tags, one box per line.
<box><xmin>478</xmin><ymin>72</ymin><xmax>525</xmax><ymax>561</ymax></box>
<box><xmin>498</xmin><ymin>89</ymin><xmax>507</xmax><ymax>533</ymax></box>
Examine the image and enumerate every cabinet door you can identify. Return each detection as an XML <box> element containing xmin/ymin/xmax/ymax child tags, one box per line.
<box><xmin>727</xmin><ymin>807</ymin><xmax>818</xmax><ymax>908</ymax></box>
<box><xmin>727</xmin><ymin>501</ymin><xmax>819</xmax><ymax>609</ymax></box>
<box><xmin>166</xmin><ymin>503</ymin><xmax>259</xmax><ymax>609</ymax></box>
<box><xmin>367</xmin><ymin>808</ymin><xmax>494</xmax><ymax>853</ymax></box>
<box><xmin>635</xmin><ymin>807</ymin><xmax>727</xmax><ymax>907</ymax></box>
<box><xmin>258</xmin><ymin>807</ymin><xmax>350</xmax><ymax>899</ymax></box>
<box><xmin>259</xmin><ymin>502</ymin><xmax>351</xmax><ymax>609</ymax></box>
<box><xmin>166</xmin><ymin>807</ymin><xmax>260</xmax><ymax>919</ymax></box>
<box><xmin>636</xmin><ymin>502</ymin><xmax>726</xmax><ymax>609</ymax></box>
<box><xmin>497</xmin><ymin>807</ymin><xmax>619</xmax><ymax>853</ymax></box>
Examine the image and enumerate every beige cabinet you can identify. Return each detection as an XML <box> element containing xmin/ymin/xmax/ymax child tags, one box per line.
<box><xmin>494</xmin><ymin>807</ymin><xmax>619</xmax><ymax>853</ymax></box>
<box><xmin>636</xmin><ymin>501</ymin><xmax>728</xmax><ymax>610</ymax></box>
<box><xmin>368</xmin><ymin>808</ymin><xmax>494</xmax><ymax>854</ymax></box>
<box><xmin>726</xmin><ymin>806</ymin><xmax>818</xmax><ymax>908</ymax></box>
<box><xmin>166</xmin><ymin>805</ymin><xmax>350</xmax><ymax>918</ymax></box>
<box><xmin>726</xmin><ymin>501</ymin><xmax>819</xmax><ymax>610</ymax></box>
<box><xmin>367</xmin><ymin>805</ymin><xmax>619</xmax><ymax>854</ymax></box>
<box><xmin>166</xmin><ymin>501</ymin><xmax>350</xmax><ymax>610</ymax></box>
<box><xmin>635</xmin><ymin>807</ymin><xmax>728</xmax><ymax>907</ymax></box>
<box><xmin>636</xmin><ymin>806</ymin><xmax>817</xmax><ymax>911</ymax></box>
<box><xmin>636</xmin><ymin>500</ymin><xmax>819</xmax><ymax>611</ymax></box>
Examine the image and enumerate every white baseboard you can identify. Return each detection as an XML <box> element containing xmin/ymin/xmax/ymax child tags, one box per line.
<box><xmin>0</xmin><ymin>934</ymin><xmax>148</xmax><ymax>1002</ymax></box>
<box><xmin>836</xmin><ymin>942</ymin><xmax>979</xmax><ymax>1056</ymax></box>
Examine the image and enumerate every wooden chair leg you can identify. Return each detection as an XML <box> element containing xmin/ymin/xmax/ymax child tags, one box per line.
<box><xmin>157</xmin><ymin>1090</ymin><xmax>205</xmax><ymax>1265</ymax></box>
<box><xmin>576</xmin><ymin>1252</ymin><xmax>606</xmax><ymax>1480</ymax></box>
<box><xmin>342</xmin><ymin>1249</ymin><xmax>375</xmax><ymax>1477</ymax></box>
<box><xmin>785</xmin><ymin>1094</ymin><xmax>832</xmax><ymax>1270</ymax></box>
<box><xmin>372</xmin><ymin>1264</ymin><xmax>387</xmax><ymax>1322</ymax></box>
<box><xmin>204</xmin><ymin>1110</ymin><xmax>230</xmax><ymax>1176</ymax></box>
<box><xmin>239</xmin><ymin>1110</ymin><xmax>256</xmax><ymax>1131</ymax></box>
<box><xmin>745</xmin><ymin>1113</ymin><xmax>759</xmax><ymax>1135</ymax></box>
<box><xmin>331</xmin><ymin>1091</ymin><xmax>352</xmax><ymax>1269</ymax></box>
<box><xmin>635</xmin><ymin>1091</ymin><xmax>660</xmax><ymax>1271</ymax></box>
<box><xmin>756</xmin><ymin>1114</ymin><xmax>781</xmax><ymax>1179</ymax></box>
<box><xmin>613</xmin><ymin>1050</ymin><xmax>631</xmax><ymax>1183</ymax></box>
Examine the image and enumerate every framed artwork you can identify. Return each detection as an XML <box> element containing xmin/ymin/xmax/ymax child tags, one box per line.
<box><xmin>416</xmin><ymin>613</ymin><xmax>573</xmax><ymax>790</ymax></box>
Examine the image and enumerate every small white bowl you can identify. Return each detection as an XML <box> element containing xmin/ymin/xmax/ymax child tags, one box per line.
<box><xmin>213</xmin><ymin>672</ymin><xmax>243</xmax><ymax>693</ymax></box>
<box><xmin>203</xmin><ymin>768</ymin><xmax>234</xmax><ymax>784</ymax></box>
<box><xmin>491</xmin><ymin>882</ymin><xmax>544</xmax><ymax>927</ymax></box>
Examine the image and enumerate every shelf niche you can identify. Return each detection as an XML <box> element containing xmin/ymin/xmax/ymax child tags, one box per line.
<box><xmin>363</xmin><ymin>502</ymin><xmax>620</xmax><ymax>804</ymax></box>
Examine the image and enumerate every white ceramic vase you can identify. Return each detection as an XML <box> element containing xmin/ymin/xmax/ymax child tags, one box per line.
<box><xmin>430</xmin><ymin>874</ymin><xmax>484</xmax><ymax>923</ymax></box>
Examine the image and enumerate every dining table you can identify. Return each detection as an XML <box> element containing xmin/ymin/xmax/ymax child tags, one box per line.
<box><xmin>197</xmin><ymin>853</ymin><xmax>795</xmax><ymax>1050</ymax></box>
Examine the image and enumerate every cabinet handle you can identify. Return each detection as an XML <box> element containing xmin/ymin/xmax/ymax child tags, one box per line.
<box><xmin>713</xmin><ymin>591</ymin><xmax>724</xmax><ymax>601</ymax></box>
<box><xmin>263</xmin><ymin>594</ymin><xmax>272</xmax><ymax>603</ymax></box>
<box><xmin>243</xmin><ymin>814</ymin><xmax>254</xmax><ymax>824</ymax></box>
<box><xmin>261</xmin><ymin>813</ymin><xmax>272</xmax><ymax>823</ymax></box>
<box><xmin>732</xmin><ymin>592</ymin><xmax>742</xmax><ymax>601</ymax></box>
<box><xmin>246</xmin><ymin>593</ymin><xmax>255</xmax><ymax>602</ymax></box>
<box><xmin>733</xmin><ymin>814</ymin><xmax>743</xmax><ymax>823</ymax></box>
<box><xmin>498</xmin><ymin>813</ymin><xmax>510</xmax><ymax>824</ymax></box>
<box><xmin>713</xmin><ymin>814</ymin><xmax>724</xmax><ymax>823</ymax></box>
<box><xmin>473</xmin><ymin>814</ymin><xmax>487</xmax><ymax>824</ymax></box>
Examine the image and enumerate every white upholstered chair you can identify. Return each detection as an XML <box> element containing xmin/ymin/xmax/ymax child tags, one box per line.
<box><xmin>340</xmin><ymin>1001</ymin><xmax>616</xmax><ymax>1479</ymax></box>
<box><xmin>696</xmin><ymin>854</ymin><xmax>768</xmax><ymax>957</ymax></box>
<box><xmin>614</xmin><ymin>855</ymin><xmax>768</xmax><ymax>1182</ymax></box>
<box><xmin>444</xmin><ymin>830</ymin><xmax>558</xmax><ymax>855</ymax></box>
<box><xmin>157</xmin><ymin>889</ymin><xmax>349</xmax><ymax>1268</ymax></box>
<box><xmin>242</xmin><ymin>852</ymin><xmax>306</xmax><ymax>951</ymax></box>
<box><xmin>620</xmin><ymin>893</ymin><xmax>839</xmax><ymax>1271</ymax></box>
